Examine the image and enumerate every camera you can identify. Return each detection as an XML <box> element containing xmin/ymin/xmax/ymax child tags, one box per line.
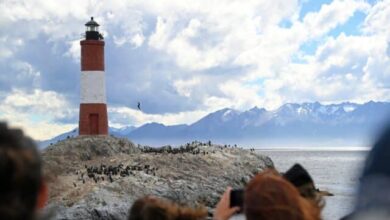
<box><xmin>230</xmin><ymin>189</ymin><xmax>244</xmax><ymax>211</ymax></box>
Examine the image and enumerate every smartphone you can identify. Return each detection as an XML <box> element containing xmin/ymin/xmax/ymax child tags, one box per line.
<box><xmin>230</xmin><ymin>189</ymin><xmax>244</xmax><ymax>210</ymax></box>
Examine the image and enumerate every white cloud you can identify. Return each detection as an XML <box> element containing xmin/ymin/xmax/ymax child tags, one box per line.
<box><xmin>0</xmin><ymin>37</ymin><xmax>24</xmax><ymax>59</ymax></box>
<box><xmin>4</xmin><ymin>89</ymin><xmax>65</xmax><ymax>111</ymax></box>
<box><xmin>1</xmin><ymin>0</ymin><xmax>390</xmax><ymax>139</ymax></box>
<box><xmin>173</xmin><ymin>78</ymin><xmax>201</xmax><ymax>97</ymax></box>
<box><xmin>302</xmin><ymin>0</ymin><xmax>369</xmax><ymax>38</ymax></box>
<box><xmin>147</xmin><ymin>1</ymin><xmax>300</xmax><ymax>71</ymax></box>
<box><xmin>109</xmin><ymin>106</ymin><xmax>208</xmax><ymax>127</ymax></box>
<box><xmin>131</xmin><ymin>33</ymin><xmax>145</xmax><ymax>47</ymax></box>
<box><xmin>263</xmin><ymin>32</ymin><xmax>390</xmax><ymax>106</ymax></box>
<box><xmin>108</xmin><ymin>9</ymin><xmax>146</xmax><ymax>48</ymax></box>
<box><xmin>218</xmin><ymin>81</ymin><xmax>264</xmax><ymax>110</ymax></box>
<box><xmin>363</xmin><ymin>0</ymin><xmax>390</xmax><ymax>36</ymax></box>
<box><xmin>11</xmin><ymin>61</ymin><xmax>41</xmax><ymax>87</ymax></box>
<box><xmin>0</xmin><ymin>89</ymin><xmax>77</xmax><ymax>140</ymax></box>
<box><xmin>148</xmin><ymin>16</ymin><xmax>172</xmax><ymax>50</ymax></box>
<box><xmin>65</xmin><ymin>39</ymin><xmax>81</xmax><ymax>61</ymax></box>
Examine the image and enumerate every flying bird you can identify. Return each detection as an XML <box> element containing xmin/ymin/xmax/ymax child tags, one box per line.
<box><xmin>137</xmin><ymin>102</ymin><xmax>141</xmax><ymax>111</ymax></box>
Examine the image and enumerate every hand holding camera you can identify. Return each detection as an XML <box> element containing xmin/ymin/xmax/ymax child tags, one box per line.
<box><xmin>213</xmin><ymin>187</ymin><xmax>240</xmax><ymax>220</ymax></box>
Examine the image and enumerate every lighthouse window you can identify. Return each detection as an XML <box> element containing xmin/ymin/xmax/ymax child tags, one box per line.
<box><xmin>87</xmin><ymin>26</ymin><xmax>98</xmax><ymax>32</ymax></box>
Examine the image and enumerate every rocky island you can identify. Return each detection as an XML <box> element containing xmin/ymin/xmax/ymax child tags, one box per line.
<box><xmin>42</xmin><ymin>136</ymin><xmax>274</xmax><ymax>219</ymax></box>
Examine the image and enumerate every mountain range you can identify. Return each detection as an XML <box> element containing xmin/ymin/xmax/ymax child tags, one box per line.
<box><xmin>39</xmin><ymin>101</ymin><xmax>390</xmax><ymax>148</ymax></box>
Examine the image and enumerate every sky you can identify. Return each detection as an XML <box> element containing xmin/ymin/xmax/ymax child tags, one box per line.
<box><xmin>0</xmin><ymin>0</ymin><xmax>390</xmax><ymax>140</ymax></box>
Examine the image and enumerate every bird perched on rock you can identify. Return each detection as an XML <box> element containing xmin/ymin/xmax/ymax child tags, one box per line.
<box><xmin>88</xmin><ymin>172</ymin><xmax>95</xmax><ymax>179</ymax></box>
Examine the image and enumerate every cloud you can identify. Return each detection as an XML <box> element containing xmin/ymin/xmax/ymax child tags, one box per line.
<box><xmin>109</xmin><ymin>106</ymin><xmax>208</xmax><ymax>128</ymax></box>
<box><xmin>264</xmin><ymin>33</ymin><xmax>390</xmax><ymax>106</ymax></box>
<box><xmin>173</xmin><ymin>77</ymin><xmax>201</xmax><ymax>98</ymax></box>
<box><xmin>1</xmin><ymin>0</ymin><xmax>390</xmax><ymax>139</ymax></box>
<box><xmin>0</xmin><ymin>89</ymin><xmax>77</xmax><ymax>140</ymax></box>
<box><xmin>301</xmin><ymin>0</ymin><xmax>369</xmax><ymax>38</ymax></box>
<box><xmin>108</xmin><ymin>9</ymin><xmax>146</xmax><ymax>48</ymax></box>
<box><xmin>363</xmin><ymin>0</ymin><xmax>390</xmax><ymax>36</ymax></box>
<box><xmin>65</xmin><ymin>39</ymin><xmax>81</xmax><ymax>61</ymax></box>
<box><xmin>147</xmin><ymin>1</ymin><xmax>301</xmax><ymax>72</ymax></box>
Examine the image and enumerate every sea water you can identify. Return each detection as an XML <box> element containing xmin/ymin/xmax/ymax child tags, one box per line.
<box><xmin>233</xmin><ymin>149</ymin><xmax>367</xmax><ymax>220</ymax></box>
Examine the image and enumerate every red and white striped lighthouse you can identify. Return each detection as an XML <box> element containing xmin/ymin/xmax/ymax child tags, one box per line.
<box><xmin>79</xmin><ymin>17</ymin><xmax>108</xmax><ymax>135</ymax></box>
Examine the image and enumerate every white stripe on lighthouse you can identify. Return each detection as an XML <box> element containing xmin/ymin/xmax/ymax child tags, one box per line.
<box><xmin>80</xmin><ymin>71</ymin><xmax>106</xmax><ymax>103</ymax></box>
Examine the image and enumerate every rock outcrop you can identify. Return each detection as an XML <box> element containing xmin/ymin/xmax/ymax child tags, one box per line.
<box><xmin>42</xmin><ymin>136</ymin><xmax>273</xmax><ymax>220</ymax></box>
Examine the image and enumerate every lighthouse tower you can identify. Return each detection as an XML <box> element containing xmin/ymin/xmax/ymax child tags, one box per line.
<box><xmin>79</xmin><ymin>17</ymin><xmax>108</xmax><ymax>135</ymax></box>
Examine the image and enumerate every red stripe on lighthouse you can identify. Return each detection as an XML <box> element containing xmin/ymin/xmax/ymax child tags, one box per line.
<box><xmin>81</xmin><ymin>40</ymin><xmax>105</xmax><ymax>71</ymax></box>
<box><xmin>79</xmin><ymin>103</ymin><xmax>108</xmax><ymax>135</ymax></box>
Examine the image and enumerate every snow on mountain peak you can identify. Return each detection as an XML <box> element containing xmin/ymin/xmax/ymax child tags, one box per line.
<box><xmin>222</xmin><ymin>109</ymin><xmax>233</xmax><ymax>118</ymax></box>
<box><xmin>343</xmin><ymin>105</ymin><xmax>356</xmax><ymax>112</ymax></box>
<box><xmin>39</xmin><ymin>101</ymin><xmax>390</xmax><ymax>149</ymax></box>
<box><xmin>297</xmin><ymin>107</ymin><xmax>308</xmax><ymax>115</ymax></box>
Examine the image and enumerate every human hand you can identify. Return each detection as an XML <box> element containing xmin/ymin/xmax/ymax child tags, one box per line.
<box><xmin>213</xmin><ymin>187</ymin><xmax>240</xmax><ymax>220</ymax></box>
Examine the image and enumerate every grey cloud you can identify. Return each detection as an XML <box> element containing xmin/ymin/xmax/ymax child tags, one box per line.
<box><xmin>0</xmin><ymin>29</ymin><xmax>243</xmax><ymax>117</ymax></box>
<box><xmin>387</xmin><ymin>42</ymin><xmax>390</xmax><ymax>57</ymax></box>
<box><xmin>12</xmin><ymin>34</ymin><xmax>80</xmax><ymax>102</ymax></box>
<box><xmin>105</xmin><ymin>40</ymin><xmax>202</xmax><ymax>114</ymax></box>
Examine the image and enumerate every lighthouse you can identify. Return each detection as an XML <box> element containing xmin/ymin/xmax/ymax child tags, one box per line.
<box><xmin>79</xmin><ymin>17</ymin><xmax>108</xmax><ymax>135</ymax></box>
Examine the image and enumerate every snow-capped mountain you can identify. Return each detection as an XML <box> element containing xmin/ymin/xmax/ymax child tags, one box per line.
<box><xmin>40</xmin><ymin>101</ymin><xmax>390</xmax><ymax>148</ymax></box>
<box><xmin>127</xmin><ymin>101</ymin><xmax>390</xmax><ymax>147</ymax></box>
<box><xmin>109</xmin><ymin>126</ymin><xmax>137</xmax><ymax>136</ymax></box>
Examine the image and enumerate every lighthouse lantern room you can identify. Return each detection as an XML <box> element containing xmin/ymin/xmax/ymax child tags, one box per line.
<box><xmin>79</xmin><ymin>17</ymin><xmax>108</xmax><ymax>135</ymax></box>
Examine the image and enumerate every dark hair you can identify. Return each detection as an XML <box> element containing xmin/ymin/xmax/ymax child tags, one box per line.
<box><xmin>0</xmin><ymin>122</ymin><xmax>42</xmax><ymax>220</ymax></box>
<box><xmin>244</xmin><ymin>169</ymin><xmax>322</xmax><ymax>220</ymax></box>
<box><xmin>128</xmin><ymin>196</ymin><xmax>207</xmax><ymax>220</ymax></box>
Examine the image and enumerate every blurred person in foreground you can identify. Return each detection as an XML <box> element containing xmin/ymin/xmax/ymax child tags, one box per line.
<box><xmin>0</xmin><ymin>122</ymin><xmax>48</xmax><ymax>220</ymax></box>
<box><xmin>214</xmin><ymin>169</ymin><xmax>322</xmax><ymax>220</ymax></box>
<box><xmin>342</xmin><ymin>125</ymin><xmax>390</xmax><ymax>220</ymax></box>
<box><xmin>128</xmin><ymin>196</ymin><xmax>207</xmax><ymax>220</ymax></box>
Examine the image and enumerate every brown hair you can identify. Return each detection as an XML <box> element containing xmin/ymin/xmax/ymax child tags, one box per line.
<box><xmin>128</xmin><ymin>196</ymin><xmax>207</xmax><ymax>220</ymax></box>
<box><xmin>0</xmin><ymin>122</ymin><xmax>42</xmax><ymax>220</ymax></box>
<box><xmin>244</xmin><ymin>169</ymin><xmax>322</xmax><ymax>220</ymax></box>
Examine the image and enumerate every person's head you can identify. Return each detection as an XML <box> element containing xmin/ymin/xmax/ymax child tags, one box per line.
<box><xmin>283</xmin><ymin>164</ymin><xmax>324</xmax><ymax>202</ymax></box>
<box><xmin>351</xmin><ymin>124</ymin><xmax>390</xmax><ymax>218</ymax></box>
<box><xmin>244</xmin><ymin>169</ymin><xmax>322</xmax><ymax>220</ymax></box>
<box><xmin>128</xmin><ymin>196</ymin><xmax>207</xmax><ymax>220</ymax></box>
<box><xmin>0</xmin><ymin>122</ymin><xmax>47</xmax><ymax>220</ymax></box>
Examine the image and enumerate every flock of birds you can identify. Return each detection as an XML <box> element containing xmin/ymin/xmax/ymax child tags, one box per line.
<box><xmin>72</xmin><ymin>141</ymin><xmax>257</xmax><ymax>187</ymax></box>
<box><xmin>140</xmin><ymin>141</ymin><xmax>257</xmax><ymax>154</ymax></box>
<box><xmin>73</xmin><ymin>163</ymin><xmax>158</xmax><ymax>187</ymax></box>
<box><xmin>141</xmin><ymin>144</ymin><xmax>214</xmax><ymax>155</ymax></box>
